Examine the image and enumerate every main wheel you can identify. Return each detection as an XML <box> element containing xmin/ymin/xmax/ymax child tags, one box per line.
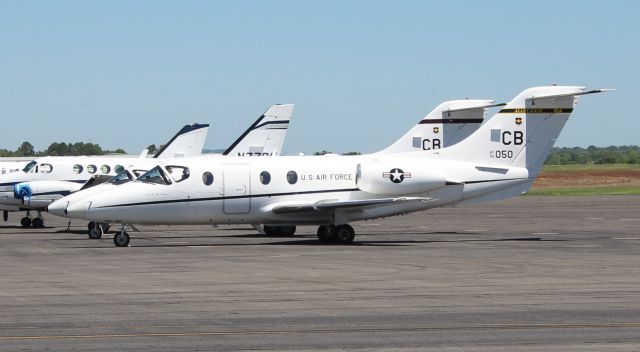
<box><xmin>87</xmin><ymin>221</ymin><xmax>95</xmax><ymax>231</ymax></box>
<box><xmin>32</xmin><ymin>217</ymin><xmax>45</xmax><ymax>228</ymax></box>
<box><xmin>113</xmin><ymin>231</ymin><xmax>130</xmax><ymax>247</ymax></box>
<box><xmin>333</xmin><ymin>224</ymin><xmax>355</xmax><ymax>244</ymax></box>
<box><xmin>263</xmin><ymin>225</ymin><xmax>277</xmax><ymax>236</ymax></box>
<box><xmin>88</xmin><ymin>225</ymin><xmax>103</xmax><ymax>239</ymax></box>
<box><xmin>281</xmin><ymin>225</ymin><xmax>296</xmax><ymax>236</ymax></box>
<box><xmin>20</xmin><ymin>217</ymin><xmax>32</xmax><ymax>228</ymax></box>
<box><xmin>317</xmin><ymin>225</ymin><xmax>335</xmax><ymax>243</ymax></box>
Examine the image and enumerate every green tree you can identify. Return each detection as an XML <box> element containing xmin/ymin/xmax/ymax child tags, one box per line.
<box><xmin>16</xmin><ymin>141</ymin><xmax>35</xmax><ymax>156</ymax></box>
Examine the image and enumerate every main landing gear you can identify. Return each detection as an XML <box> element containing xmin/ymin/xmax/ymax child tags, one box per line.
<box><xmin>20</xmin><ymin>211</ymin><xmax>45</xmax><ymax>228</ymax></box>
<box><xmin>87</xmin><ymin>222</ymin><xmax>111</xmax><ymax>239</ymax></box>
<box><xmin>263</xmin><ymin>225</ymin><xmax>297</xmax><ymax>236</ymax></box>
<box><xmin>113</xmin><ymin>225</ymin><xmax>130</xmax><ymax>247</ymax></box>
<box><xmin>317</xmin><ymin>224</ymin><xmax>355</xmax><ymax>244</ymax></box>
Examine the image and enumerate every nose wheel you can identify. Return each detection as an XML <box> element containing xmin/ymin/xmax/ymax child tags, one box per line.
<box><xmin>87</xmin><ymin>222</ymin><xmax>110</xmax><ymax>239</ymax></box>
<box><xmin>317</xmin><ymin>224</ymin><xmax>355</xmax><ymax>244</ymax></box>
<box><xmin>113</xmin><ymin>230</ymin><xmax>130</xmax><ymax>247</ymax></box>
<box><xmin>88</xmin><ymin>222</ymin><xmax>103</xmax><ymax>239</ymax></box>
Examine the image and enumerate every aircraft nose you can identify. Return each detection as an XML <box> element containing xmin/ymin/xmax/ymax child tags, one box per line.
<box><xmin>47</xmin><ymin>199</ymin><xmax>69</xmax><ymax>217</ymax></box>
<box><xmin>65</xmin><ymin>201</ymin><xmax>89</xmax><ymax>219</ymax></box>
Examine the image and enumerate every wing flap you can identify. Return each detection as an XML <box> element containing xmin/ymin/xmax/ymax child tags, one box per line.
<box><xmin>269</xmin><ymin>197</ymin><xmax>435</xmax><ymax>214</ymax></box>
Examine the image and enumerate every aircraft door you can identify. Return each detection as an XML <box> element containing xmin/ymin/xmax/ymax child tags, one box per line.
<box><xmin>223</xmin><ymin>168</ymin><xmax>251</xmax><ymax>214</ymax></box>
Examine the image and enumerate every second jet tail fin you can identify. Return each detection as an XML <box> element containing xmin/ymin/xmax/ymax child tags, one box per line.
<box><xmin>379</xmin><ymin>100</ymin><xmax>501</xmax><ymax>153</ymax></box>
<box><xmin>154</xmin><ymin>123</ymin><xmax>210</xmax><ymax>159</ymax></box>
<box><xmin>223</xmin><ymin>104</ymin><xmax>294</xmax><ymax>156</ymax></box>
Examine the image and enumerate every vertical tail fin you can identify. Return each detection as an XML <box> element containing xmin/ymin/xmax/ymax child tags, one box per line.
<box><xmin>153</xmin><ymin>123</ymin><xmax>210</xmax><ymax>158</ymax></box>
<box><xmin>223</xmin><ymin>104</ymin><xmax>294</xmax><ymax>156</ymax></box>
<box><xmin>379</xmin><ymin>100</ymin><xmax>501</xmax><ymax>153</ymax></box>
<box><xmin>428</xmin><ymin>86</ymin><xmax>612</xmax><ymax>176</ymax></box>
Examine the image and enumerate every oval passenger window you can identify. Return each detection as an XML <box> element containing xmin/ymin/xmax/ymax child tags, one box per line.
<box><xmin>260</xmin><ymin>171</ymin><xmax>271</xmax><ymax>185</ymax></box>
<box><xmin>202</xmin><ymin>172</ymin><xmax>214</xmax><ymax>186</ymax></box>
<box><xmin>286</xmin><ymin>171</ymin><xmax>298</xmax><ymax>185</ymax></box>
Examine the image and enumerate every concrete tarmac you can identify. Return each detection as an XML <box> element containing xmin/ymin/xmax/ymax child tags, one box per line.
<box><xmin>1</xmin><ymin>195</ymin><xmax>639</xmax><ymax>351</ymax></box>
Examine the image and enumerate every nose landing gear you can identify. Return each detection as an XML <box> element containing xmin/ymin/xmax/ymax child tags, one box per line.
<box><xmin>87</xmin><ymin>222</ymin><xmax>111</xmax><ymax>239</ymax></box>
<box><xmin>113</xmin><ymin>225</ymin><xmax>130</xmax><ymax>247</ymax></box>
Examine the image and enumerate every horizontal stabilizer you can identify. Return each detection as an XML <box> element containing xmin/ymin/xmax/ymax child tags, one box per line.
<box><xmin>444</xmin><ymin>102</ymin><xmax>506</xmax><ymax>115</ymax></box>
<box><xmin>527</xmin><ymin>88</ymin><xmax>614</xmax><ymax>101</ymax></box>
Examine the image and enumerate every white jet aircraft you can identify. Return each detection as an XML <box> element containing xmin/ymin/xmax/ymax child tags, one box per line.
<box><xmin>50</xmin><ymin>98</ymin><xmax>496</xmax><ymax>238</ymax></box>
<box><xmin>51</xmin><ymin>86</ymin><xmax>609</xmax><ymax>247</ymax></box>
<box><xmin>0</xmin><ymin>123</ymin><xmax>210</xmax><ymax>227</ymax></box>
<box><xmin>44</xmin><ymin>104</ymin><xmax>295</xmax><ymax>238</ymax></box>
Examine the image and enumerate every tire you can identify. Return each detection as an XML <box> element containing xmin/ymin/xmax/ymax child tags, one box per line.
<box><xmin>317</xmin><ymin>225</ymin><xmax>335</xmax><ymax>243</ymax></box>
<box><xmin>282</xmin><ymin>226</ymin><xmax>296</xmax><ymax>236</ymax></box>
<box><xmin>88</xmin><ymin>225</ymin><xmax>103</xmax><ymax>239</ymax></box>
<box><xmin>333</xmin><ymin>224</ymin><xmax>355</xmax><ymax>244</ymax></box>
<box><xmin>113</xmin><ymin>231</ymin><xmax>130</xmax><ymax>247</ymax></box>
<box><xmin>100</xmin><ymin>223</ymin><xmax>110</xmax><ymax>234</ymax></box>
<box><xmin>20</xmin><ymin>217</ymin><xmax>32</xmax><ymax>228</ymax></box>
<box><xmin>87</xmin><ymin>222</ymin><xmax>95</xmax><ymax>231</ymax></box>
<box><xmin>32</xmin><ymin>217</ymin><xmax>44</xmax><ymax>228</ymax></box>
<box><xmin>263</xmin><ymin>225</ymin><xmax>277</xmax><ymax>236</ymax></box>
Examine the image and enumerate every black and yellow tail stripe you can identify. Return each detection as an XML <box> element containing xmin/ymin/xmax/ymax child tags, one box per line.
<box><xmin>499</xmin><ymin>108</ymin><xmax>573</xmax><ymax>114</ymax></box>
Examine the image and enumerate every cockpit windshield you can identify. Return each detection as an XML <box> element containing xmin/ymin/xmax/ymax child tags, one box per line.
<box><xmin>22</xmin><ymin>160</ymin><xmax>37</xmax><ymax>173</ymax></box>
<box><xmin>132</xmin><ymin>169</ymin><xmax>147</xmax><ymax>177</ymax></box>
<box><xmin>108</xmin><ymin>170</ymin><xmax>134</xmax><ymax>185</ymax></box>
<box><xmin>137</xmin><ymin>166</ymin><xmax>172</xmax><ymax>185</ymax></box>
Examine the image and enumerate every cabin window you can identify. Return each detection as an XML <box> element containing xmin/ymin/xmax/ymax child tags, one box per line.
<box><xmin>114</xmin><ymin>165</ymin><xmax>125</xmax><ymax>173</ymax></box>
<box><xmin>202</xmin><ymin>172</ymin><xmax>214</xmax><ymax>186</ymax></box>
<box><xmin>87</xmin><ymin>165</ymin><xmax>97</xmax><ymax>174</ymax></box>
<box><xmin>138</xmin><ymin>166</ymin><xmax>171</xmax><ymax>185</ymax></box>
<box><xmin>286</xmin><ymin>170</ymin><xmax>298</xmax><ymax>185</ymax></box>
<box><xmin>260</xmin><ymin>171</ymin><xmax>271</xmax><ymax>185</ymax></box>
<box><xmin>22</xmin><ymin>161</ymin><xmax>37</xmax><ymax>173</ymax></box>
<box><xmin>73</xmin><ymin>164</ymin><xmax>83</xmax><ymax>174</ymax></box>
<box><xmin>101</xmin><ymin>165</ymin><xmax>111</xmax><ymax>174</ymax></box>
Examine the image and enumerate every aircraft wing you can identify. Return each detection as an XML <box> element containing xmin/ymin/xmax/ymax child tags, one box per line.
<box><xmin>269</xmin><ymin>196</ymin><xmax>435</xmax><ymax>214</ymax></box>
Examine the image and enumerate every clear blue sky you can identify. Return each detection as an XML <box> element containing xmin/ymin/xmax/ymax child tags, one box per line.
<box><xmin>0</xmin><ymin>1</ymin><xmax>637</xmax><ymax>154</ymax></box>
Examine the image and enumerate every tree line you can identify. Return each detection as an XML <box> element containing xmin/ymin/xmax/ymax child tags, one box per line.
<box><xmin>545</xmin><ymin>145</ymin><xmax>640</xmax><ymax>165</ymax></box>
<box><xmin>0</xmin><ymin>141</ymin><xmax>126</xmax><ymax>157</ymax></box>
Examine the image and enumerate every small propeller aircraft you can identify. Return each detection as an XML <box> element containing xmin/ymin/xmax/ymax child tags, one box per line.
<box><xmin>49</xmin><ymin>86</ymin><xmax>611</xmax><ymax>247</ymax></box>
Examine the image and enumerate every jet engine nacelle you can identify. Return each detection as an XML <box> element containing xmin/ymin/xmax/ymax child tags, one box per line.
<box><xmin>356</xmin><ymin>162</ymin><xmax>446</xmax><ymax>196</ymax></box>
<box><xmin>13</xmin><ymin>181</ymin><xmax>83</xmax><ymax>207</ymax></box>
